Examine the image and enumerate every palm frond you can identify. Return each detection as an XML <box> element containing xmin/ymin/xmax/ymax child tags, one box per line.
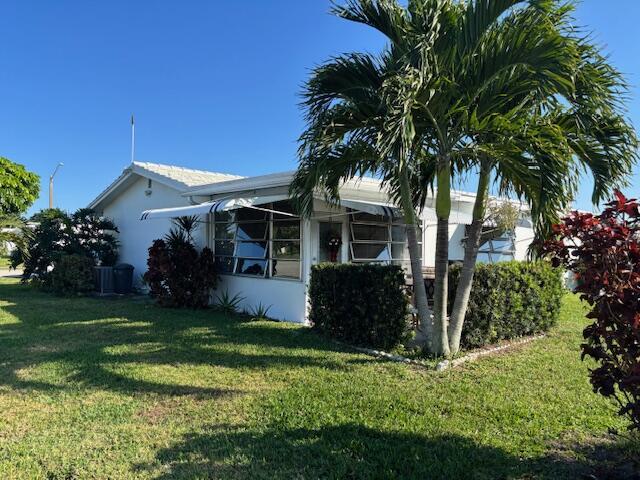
<box><xmin>332</xmin><ymin>0</ymin><xmax>410</xmax><ymax>46</ymax></box>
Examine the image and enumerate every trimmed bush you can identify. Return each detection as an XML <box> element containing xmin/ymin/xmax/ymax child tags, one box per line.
<box><xmin>309</xmin><ymin>263</ymin><xmax>409</xmax><ymax>350</ymax></box>
<box><xmin>449</xmin><ymin>261</ymin><xmax>563</xmax><ymax>349</ymax></box>
<box><xmin>48</xmin><ymin>254</ymin><xmax>95</xmax><ymax>296</ymax></box>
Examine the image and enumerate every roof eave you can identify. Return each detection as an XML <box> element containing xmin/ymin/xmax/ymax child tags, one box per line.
<box><xmin>87</xmin><ymin>168</ymin><xmax>135</xmax><ymax>211</ymax></box>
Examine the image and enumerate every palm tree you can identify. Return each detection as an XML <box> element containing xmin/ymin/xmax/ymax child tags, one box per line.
<box><xmin>293</xmin><ymin>0</ymin><xmax>637</xmax><ymax>356</ymax></box>
<box><xmin>446</xmin><ymin>106</ymin><xmax>637</xmax><ymax>355</ymax></box>
<box><xmin>440</xmin><ymin>27</ymin><xmax>638</xmax><ymax>355</ymax></box>
<box><xmin>291</xmin><ymin>51</ymin><xmax>437</xmax><ymax>352</ymax></box>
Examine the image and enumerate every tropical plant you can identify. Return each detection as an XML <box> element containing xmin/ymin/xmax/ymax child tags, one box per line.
<box><xmin>541</xmin><ymin>191</ymin><xmax>640</xmax><ymax>431</ymax></box>
<box><xmin>144</xmin><ymin>217</ymin><xmax>217</xmax><ymax>309</ymax></box>
<box><xmin>292</xmin><ymin>0</ymin><xmax>637</xmax><ymax>356</ymax></box>
<box><xmin>290</xmin><ymin>4</ymin><xmax>437</xmax><ymax>352</ymax></box>
<box><xmin>215</xmin><ymin>290</ymin><xmax>245</xmax><ymax>317</ymax></box>
<box><xmin>70</xmin><ymin>208</ymin><xmax>119</xmax><ymax>266</ymax></box>
<box><xmin>249</xmin><ymin>302</ymin><xmax>273</xmax><ymax>321</ymax></box>
<box><xmin>17</xmin><ymin>209</ymin><xmax>71</xmax><ymax>282</ymax></box>
<box><xmin>15</xmin><ymin>208</ymin><xmax>119</xmax><ymax>284</ymax></box>
<box><xmin>443</xmin><ymin>31</ymin><xmax>638</xmax><ymax>355</ymax></box>
<box><xmin>0</xmin><ymin>157</ymin><xmax>40</xmax><ymax>216</ymax></box>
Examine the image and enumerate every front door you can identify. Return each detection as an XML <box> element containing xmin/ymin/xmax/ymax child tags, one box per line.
<box><xmin>317</xmin><ymin>221</ymin><xmax>343</xmax><ymax>263</ymax></box>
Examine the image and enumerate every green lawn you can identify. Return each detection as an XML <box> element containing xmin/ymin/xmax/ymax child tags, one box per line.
<box><xmin>0</xmin><ymin>278</ymin><xmax>635</xmax><ymax>479</ymax></box>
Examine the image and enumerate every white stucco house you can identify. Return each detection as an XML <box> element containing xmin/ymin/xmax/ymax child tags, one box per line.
<box><xmin>89</xmin><ymin>161</ymin><xmax>535</xmax><ymax>323</ymax></box>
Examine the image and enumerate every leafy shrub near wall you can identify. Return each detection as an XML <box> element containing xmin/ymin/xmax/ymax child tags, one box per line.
<box><xmin>144</xmin><ymin>217</ymin><xmax>217</xmax><ymax>309</ymax></box>
<box><xmin>48</xmin><ymin>254</ymin><xmax>95</xmax><ymax>296</ymax></box>
<box><xmin>309</xmin><ymin>263</ymin><xmax>409</xmax><ymax>350</ymax></box>
<box><xmin>449</xmin><ymin>261</ymin><xmax>563</xmax><ymax>349</ymax></box>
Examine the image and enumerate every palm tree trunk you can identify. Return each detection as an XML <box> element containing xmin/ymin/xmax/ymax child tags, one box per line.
<box><xmin>447</xmin><ymin>160</ymin><xmax>491</xmax><ymax>355</ymax></box>
<box><xmin>399</xmin><ymin>169</ymin><xmax>433</xmax><ymax>352</ymax></box>
<box><xmin>432</xmin><ymin>156</ymin><xmax>451</xmax><ymax>357</ymax></box>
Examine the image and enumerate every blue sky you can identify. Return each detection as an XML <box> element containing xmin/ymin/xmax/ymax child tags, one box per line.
<box><xmin>1</xmin><ymin>1</ymin><xmax>638</xmax><ymax>215</ymax></box>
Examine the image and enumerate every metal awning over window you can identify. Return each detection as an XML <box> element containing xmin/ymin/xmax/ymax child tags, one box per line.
<box><xmin>140</xmin><ymin>193</ymin><xmax>440</xmax><ymax>222</ymax></box>
<box><xmin>340</xmin><ymin>199</ymin><xmax>400</xmax><ymax>218</ymax></box>
<box><xmin>140</xmin><ymin>194</ymin><xmax>290</xmax><ymax>220</ymax></box>
<box><xmin>340</xmin><ymin>198</ymin><xmax>437</xmax><ymax>222</ymax></box>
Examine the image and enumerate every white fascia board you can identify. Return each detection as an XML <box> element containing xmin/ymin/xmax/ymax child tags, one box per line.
<box><xmin>88</xmin><ymin>163</ymin><xmax>191</xmax><ymax>212</ymax></box>
<box><xmin>87</xmin><ymin>169</ymin><xmax>135</xmax><ymax>211</ymax></box>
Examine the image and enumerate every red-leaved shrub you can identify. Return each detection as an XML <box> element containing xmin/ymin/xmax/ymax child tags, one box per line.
<box><xmin>143</xmin><ymin>217</ymin><xmax>217</xmax><ymax>308</ymax></box>
<box><xmin>541</xmin><ymin>191</ymin><xmax>640</xmax><ymax>430</ymax></box>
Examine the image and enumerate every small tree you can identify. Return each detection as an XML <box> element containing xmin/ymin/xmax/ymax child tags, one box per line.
<box><xmin>0</xmin><ymin>157</ymin><xmax>40</xmax><ymax>216</ymax></box>
<box><xmin>0</xmin><ymin>157</ymin><xmax>40</xmax><ymax>261</ymax></box>
<box><xmin>541</xmin><ymin>191</ymin><xmax>640</xmax><ymax>431</ymax></box>
<box><xmin>70</xmin><ymin>208</ymin><xmax>119</xmax><ymax>266</ymax></box>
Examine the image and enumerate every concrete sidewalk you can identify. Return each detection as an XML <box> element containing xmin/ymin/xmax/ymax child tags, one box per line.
<box><xmin>0</xmin><ymin>269</ymin><xmax>22</xmax><ymax>278</ymax></box>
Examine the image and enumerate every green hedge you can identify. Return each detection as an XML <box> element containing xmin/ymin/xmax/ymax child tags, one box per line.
<box><xmin>309</xmin><ymin>263</ymin><xmax>409</xmax><ymax>350</ymax></box>
<box><xmin>449</xmin><ymin>261</ymin><xmax>564</xmax><ymax>349</ymax></box>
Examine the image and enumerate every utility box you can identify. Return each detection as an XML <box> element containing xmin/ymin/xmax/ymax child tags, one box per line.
<box><xmin>94</xmin><ymin>266</ymin><xmax>114</xmax><ymax>295</ymax></box>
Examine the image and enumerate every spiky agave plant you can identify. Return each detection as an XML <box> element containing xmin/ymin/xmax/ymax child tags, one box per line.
<box><xmin>215</xmin><ymin>290</ymin><xmax>245</xmax><ymax>317</ymax></box>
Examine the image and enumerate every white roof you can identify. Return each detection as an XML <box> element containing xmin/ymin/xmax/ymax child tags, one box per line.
<box><xmin>88</xmin><ymin>161</ymin><xmax>242</xmax><ymax>211</ymax></box>
<box><xmin>131</xmin><ymin>161</ymin><xmax>240</xmax><ymax>189</ymax></box>
<box><xmin>132</xmin><ymin>162</ymin><xmax>242</xmax><ymax>190</ymax></box>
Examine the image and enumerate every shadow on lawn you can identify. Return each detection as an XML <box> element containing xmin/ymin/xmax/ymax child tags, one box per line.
<box><xmin>0</xmin><ymin>281</ymin><xmax>362</xmax><ymax>398</ymax></box>
<box><xmin>139</xmin><ymin>423</ymin><xmax>637</xmax><ymax>480</ymax></box>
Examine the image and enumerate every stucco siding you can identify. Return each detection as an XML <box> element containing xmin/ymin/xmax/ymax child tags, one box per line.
<box><xmin>514</xmin><ymin>225</ymin><xmax>536</xmax><ymax>261</ymax></box>
<box><xmin>215</xmin><ymin>275</ymin><xmax>307</xmax><ymax>323</ymax></box>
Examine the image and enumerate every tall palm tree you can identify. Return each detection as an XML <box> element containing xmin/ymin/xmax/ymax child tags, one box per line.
<box><xmin>293</xmin><ymin>0</ymin><xmax>637</xmax><ymax>356</ymax></box>
<box><xmin>446</xmin><ymin>101</ymin><xmax>637</xmax><ymax>355</ymax></box>
<box><xmin>291</xmin><ymin>50</ymin><xmax>437</xmax><ymax>352</ymax></box>
<box><xmin>438</xmin><ymin>23</ymin><xmax>638</xmax><ymax>355</ymax></box>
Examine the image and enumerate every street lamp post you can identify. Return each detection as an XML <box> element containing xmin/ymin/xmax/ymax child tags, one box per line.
<box><xmin>49</xmin><ymin>162</ymin><xmax>64</xmax><ymax>209</ymax></box>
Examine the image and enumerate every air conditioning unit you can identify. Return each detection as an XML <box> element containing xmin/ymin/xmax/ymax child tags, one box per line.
<box><xmin>94</xmin><ymin>266</ymin><xmax>114</xmax><ymax>295</ymax></box>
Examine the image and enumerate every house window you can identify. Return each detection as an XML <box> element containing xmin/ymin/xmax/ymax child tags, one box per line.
<box><xmin>471</xmin><ymin>226</ymin><xmax>516</xmax><ymax>263</ymax></box>
<box><xmin>213</xmin><ymin>201</ymin><xmax>301</xmax><ymax>280</ymax></box>
<box><xmin>349</xmin><ymin>211</ymin><xmax>420</xmax><ymax>271</ymax></box>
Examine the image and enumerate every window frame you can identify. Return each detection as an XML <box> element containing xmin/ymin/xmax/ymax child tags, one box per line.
<box><xmin>213</xmin><ymin>202</ymin><xmax>302</xmax><ymax>280</ymax></box>
<box><xmin>470</xmin><ymin>225</ymin><xmax>516</xmax><ymax>263</ymax></box>
<box><xmin>348</xmin><ymin>210</ymin><xmax>421</xmax><ymax>267</ymax></box>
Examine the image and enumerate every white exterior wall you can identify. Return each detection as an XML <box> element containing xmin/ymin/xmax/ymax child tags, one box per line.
<box><xmin>421</xmin><ymin>200</ymin><xmax>475</xmax><ymax>266</ymax></box>
<box><xmin>101</xmin><ymin>176</ymin><xmax>207</xmax><ymax>285</ymax></box>
<box><xmin>210</xmin><ymin>211</ymin><xmax>312</xmax><ymax>323</ymax></box>
<box><xmin>514</xmin><ymin>224</ymin><xmax>536</xmax><ymax>261</ymax></box>
<box><xmin>214</xmin><ymin>276</ymin><xmax>307</xmax><ymax>322</ymax></box>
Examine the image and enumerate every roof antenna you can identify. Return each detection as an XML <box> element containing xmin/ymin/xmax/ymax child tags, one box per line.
<box><xmin>130</xmin><ymin>114</ymin><xmax>135</xmax><ymax>164</ymax></box>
